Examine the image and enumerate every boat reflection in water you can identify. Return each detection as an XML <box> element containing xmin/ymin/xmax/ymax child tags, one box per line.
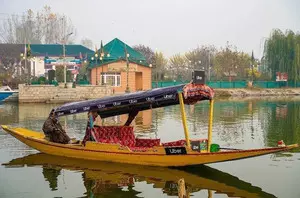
<box><xmin>3</xmin><ymin>153</ymin><xmax>276</xmax><ymax>198</ymax></box>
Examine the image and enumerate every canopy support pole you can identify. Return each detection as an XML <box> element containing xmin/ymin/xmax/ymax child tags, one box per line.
<box><xmin>207</xmin><ymin>99</ymin><xmax>214</xmax><ymax>152</ymax></box>
<box><xmin>178</xmin><ymin>92</ymin><xmax>190</xmax><ymax>148</ymax></box>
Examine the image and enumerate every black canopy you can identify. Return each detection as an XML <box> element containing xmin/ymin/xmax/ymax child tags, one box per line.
<box><xmin>52</xmin><ymin>83</ymin><xmax>214</xmax><ymax>118</ymax></box>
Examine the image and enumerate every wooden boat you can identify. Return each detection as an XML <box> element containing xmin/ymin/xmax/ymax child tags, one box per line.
<box><xmin>1</xmin><ymin>75</ymin><xmax>298</xmax><ymax>167</ymax></box>
<box><xmin>3</xmin><ymin>153</ymin><xmax>277</xmax><ymax>198</ymax></box>
<box><xmin>0</xmin><ymin>86</ymin><xmax>18</xmax><ymax>102</ymax></box>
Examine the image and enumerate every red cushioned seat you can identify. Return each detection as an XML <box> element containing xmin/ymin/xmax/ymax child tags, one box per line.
<box><xmin>119</xmin><ymin>126</ymin><xmax>135</xmax><ymax>147</ymax></box>
<box><xmin>135</xmin><ymin>138</ymin><xmax>160</xmax><ymax>148</ymax></box>
<box><xmin>162</xmin><ymin>139</ymin><xmax>208</xmax><ymax>147</ymax></box>
<box><xmin>162</xmin><ymin>139</ymin><xmax>186</xmax><ymax>147</ymax></box>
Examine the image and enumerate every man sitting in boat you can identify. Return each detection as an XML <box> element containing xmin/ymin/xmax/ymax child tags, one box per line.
<box><xmin>82</xmin><ymin>110</ymin><xmax>102</xmax><ymax>145</ymax></box>
<box><xmin>42</xmin><ymin>110</ymin><xmax>73</xmax><ymax>144</ymax></box>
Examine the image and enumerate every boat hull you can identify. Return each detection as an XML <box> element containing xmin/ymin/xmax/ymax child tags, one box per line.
<box><xmin>1</xmin><ymin>125</ymin><xmax>298</xmax><ymax>167</ymax></box>
<box><xmin>0</xmin><ymin>91</ymin><xmax>18</xmax><ymax>102</ymax></box>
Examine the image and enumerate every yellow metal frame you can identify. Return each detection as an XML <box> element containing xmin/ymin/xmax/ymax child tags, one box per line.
<box><xmin>207</xmin><ymin>99</ymin><xmax>214</xmax><ymax>152</ymax></box>
<box><xmin>178</xmin><ymin>92</ymin><xmax>190</xmax><ymax>147</ymax></box>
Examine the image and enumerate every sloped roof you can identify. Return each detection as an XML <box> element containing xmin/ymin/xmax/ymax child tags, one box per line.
<box><xmin>101</xmin><ymin>38</ymin><xmax>146</xmax><ymax>61</ymax></box>
<box><xmin>89</xmin><ymin>38</ymin><xmax>149</xmax><ymax>69</ymax></box>
<box><xmin>30</xmin><ymin>44</ymin><xmax>94</xmax><ymax>57</ymax></box>
<box><xmin>0</xmin><ymin>44</ymin><xmax>95</xmax><ymax>58</ymax></box>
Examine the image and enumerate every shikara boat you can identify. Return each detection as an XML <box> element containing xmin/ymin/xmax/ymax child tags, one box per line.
<box><xmin>3</xmin><ymin>153</ymin><xmax>277</xmax><ymax>198</ymax></box>
<box><xmin>0</xmin><ymin>86</ymin><xmax>18</xmax><ymax>102</ymax></box>
<box><xmin>1</xmin><ymin>76</ymin><xmax>298</xmax><ymax>167</ymax></box>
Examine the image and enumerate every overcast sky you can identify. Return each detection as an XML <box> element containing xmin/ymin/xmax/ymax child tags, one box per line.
<box><xmin>0</xmin><ymin>0</ymin><xmax>299</xmax><ymax>58</ymax></box>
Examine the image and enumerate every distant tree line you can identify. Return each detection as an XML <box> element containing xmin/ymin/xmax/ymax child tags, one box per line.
<box><xmin>1</xmin><ymin>5</ymin><xmax>299</xmax><ymax>85</ymax></box>
<box><xmin>263</xmin><ymin>29</ymin><xmax>300</xmax><ymax>84</ymax></box>
<box><xmin>133</xmin><ymin>42</ymin><xmax>264</xmax><ymax>82</ymax></box>
<box><xmin>0</xmin><ymin>6</ymin><xmax>75</xmax><ymax>44</ymax></box>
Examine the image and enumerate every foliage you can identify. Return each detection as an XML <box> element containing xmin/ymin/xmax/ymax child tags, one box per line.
<box><xmin>153</xmin><ymin>52</ymin><xmax>168</xmax><ymax>81</ymax></box>
<box><xmin>169</xmin><ymin>54</ymin><xmax>188</xmax><ymax>81</ymax></box>
<box><xmin>55</xmin><ymin>66</ymin><xmax>64</xmax><ymax>82</ymax></box>
<box><xmin>132</xmin><ymin>44</ymin><xmax>155</xmax><ymax>64</ymax></box>
<box><xmin>246</xmin><ymin>67</ymin><xmax>261</xmax><ymax>79</ymax></box>
<box><xmin>214</xmin><ymin>42</ymin><xmax>253</xmax><ymax>80</ymax></box>
<box><xmin>0</xmin><ymin>6</ymin><xmax>75</xmax><ymax>44</ymax></box>
<box><xmin>264</xmin><ymin>29</ymin><xmax>300</xmax><ymax>83</ymax></box>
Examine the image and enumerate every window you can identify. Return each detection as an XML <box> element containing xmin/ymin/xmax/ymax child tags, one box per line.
<box><xmin>101</xmin><ymin>72</ymin><xmax>121</xmax><ymax>87</ymax></box>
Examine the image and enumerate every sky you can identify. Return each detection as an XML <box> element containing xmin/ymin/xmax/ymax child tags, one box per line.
<box><xmin>0</xmin><ymin>0</ymin><xmax>299</xmax><ymax>58</ymax></box>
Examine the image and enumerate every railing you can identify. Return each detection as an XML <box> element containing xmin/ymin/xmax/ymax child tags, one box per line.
<box><xmin>152</xmin><ymin>81</ymin><xmax>300</xmax><ymax>88</ymax></box>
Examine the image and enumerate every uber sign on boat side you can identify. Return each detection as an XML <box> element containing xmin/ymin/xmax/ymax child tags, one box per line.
<box><xmin>164</xmin><ymin>147</ymin><xmax>187</xmax><ymax>155</ymax></box>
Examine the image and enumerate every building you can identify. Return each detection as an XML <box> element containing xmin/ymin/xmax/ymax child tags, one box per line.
<box><xmin>0</xmin><ymin>43</ymin><xmax>94</xmax><ymax>78</ymax></box>
<box><xmin>28</xmin><ymin>44</ymin><xmax>94</xmax><ymax>78</ymax></box>
<box><xmin>88</xmin><ymin>38</ymin><xmax>152</xmax><ymax>93</ymax></box>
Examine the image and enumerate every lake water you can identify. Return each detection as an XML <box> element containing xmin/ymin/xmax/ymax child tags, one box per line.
<box><xmin>0</xmin><ymin>97</ymin><xmax>300</xmax><ymax>198</ymax></box>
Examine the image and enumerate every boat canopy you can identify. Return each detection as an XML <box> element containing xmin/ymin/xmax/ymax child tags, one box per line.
<box><xmin>52</xmin><ymin>83</ymin><xmax>214</xmax><ymax>118</ymax></box>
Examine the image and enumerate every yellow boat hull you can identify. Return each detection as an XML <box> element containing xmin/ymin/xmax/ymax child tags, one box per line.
<box><xmin>1</xmin><ymin>125</ymin><xmax>298</xmax><ymax>167</ymax></box>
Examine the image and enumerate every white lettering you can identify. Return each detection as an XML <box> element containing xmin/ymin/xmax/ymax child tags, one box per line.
<box><xmin>129</xmin><ymin>99</ymin><xmax>137</xmax><ymax>104</ymax></box>
<box><xmin>70</xmin><ymin>109</ymin><xmax>77</xmax><ymax>113</ymax></box>
<box><xmin>146</xmin><ymin>97</ymin><xmax>155</xmax><ymax>101</ymax></box>
<box><xmin>97</xmin><ymin>104</ymin><xmax>106</xmax><ymax>108</ymax></box>
<box><xmin>113</xmin><ymin>102</ymin><xmax>121</xmax><ymax>106</ymax></box>
<box><xmin>83</xmin><ymin>106</ymin><xmax>90</xmax><ymax>111</ymax></box>
<box><xmin>170</xmin><ymin>149</ymin><xmax>182</xmax><ymax>154</ymax></box>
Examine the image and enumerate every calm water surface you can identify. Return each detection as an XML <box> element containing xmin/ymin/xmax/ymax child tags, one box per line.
<box><xmin>1</xmin><ymin>97</ymin><xmax>300</xmax><ymax>198</ymax></box>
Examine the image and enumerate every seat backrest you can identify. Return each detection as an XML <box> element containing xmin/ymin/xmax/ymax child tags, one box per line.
<box><xmin>135</xmin><ymin>138</ymin><xmax>161</xmax><ymax>147</ymax></box>
<box><xmin>119</xmin><ymin>126</ymin><xmax>135</xmax><ymax>147</ymax></box>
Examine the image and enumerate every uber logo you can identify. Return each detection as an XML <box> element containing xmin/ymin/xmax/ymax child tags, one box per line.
<box><xmin>193</xmin><ymin>70</ymin><xmax>205</xmax><ymax>84</ymax></box>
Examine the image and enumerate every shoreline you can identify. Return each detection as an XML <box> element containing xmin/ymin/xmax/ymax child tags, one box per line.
<box><xmin>7</xmin><ymin>87</ymin><xmax>300</xmax><ymax>104</ymax></box>
<box><xmin>214</xmin><ymin>88</ymin><xmax>300</xmax><ymax>98</ymax></box>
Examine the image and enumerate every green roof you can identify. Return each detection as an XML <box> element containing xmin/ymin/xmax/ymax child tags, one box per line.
<box><xmin>30</xmin><ymin>44</ymin><xmax>95</xmax><ymax>57</ymax></box>
<box><xmin>88</xmin><ymin>38</ymin><xmax>149</xmax><ymax>69</ymax></box>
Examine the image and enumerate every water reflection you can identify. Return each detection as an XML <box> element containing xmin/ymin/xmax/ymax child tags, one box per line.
<box><xmin>1</xmin><ymin>98</ymin><xmax>300</xmax><ymax>197</ymax></box>
<box><xmin>3</xmin><ymin>153</ymin><xmax>276</xmax><ymax>198</ymax></box>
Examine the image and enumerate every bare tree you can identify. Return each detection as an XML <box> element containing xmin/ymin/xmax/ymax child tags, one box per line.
<box><xmin>80</xmin><ymin>38</ymin><xmax>93</xmax><ymax>49</ymax></box>
<box><xmin>132</xmin><ymin>44</ymin><xmax>155</xmax><ymax>64</ymax></box>
<box><xmin>0</xmin><ymin>6</ymin><xmax>76</xmax><ymax>44</ymax></box>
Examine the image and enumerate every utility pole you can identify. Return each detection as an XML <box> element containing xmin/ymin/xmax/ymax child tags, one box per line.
<box><xmin>251</xmin><ymin>50</ymin><xmax>255</xmax><ymax>82</ymax></box>
<box><xmin>208</xmin><ymin>52</ymin><xmax>211</xmax><ymax>81</ymax></box>
<box><xmin>124</xmin><ymin>45</ymin><xmax>130</xmax><ymax>93</ymax></box>
<box><xmin>63</xmin><ymin>42</ymin><xmax>67</xmax><ymax>88</ymax></box>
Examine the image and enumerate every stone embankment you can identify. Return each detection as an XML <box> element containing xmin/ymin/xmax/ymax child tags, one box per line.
<box><xmin>215</xmin><ymin>88</ymin><xmax>300</xmax><ymax>98</ymax></box>
<box><xmin>19</xmin><ymin>84</ymin><xmax>112</xmax><ymax>103</ymax></box>
<box><xmin>18</xmin><ymin>84</ymin><xmax>300</xmax><ymax>104</ymax></box>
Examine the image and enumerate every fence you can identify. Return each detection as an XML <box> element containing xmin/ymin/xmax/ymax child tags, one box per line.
<box><xmin>152</xmin><ymin>81</ymin><xmax>300</xmax><ymax>89</ymax></box>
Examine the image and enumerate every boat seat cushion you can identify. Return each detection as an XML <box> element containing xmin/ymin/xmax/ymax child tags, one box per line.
<box><xmin>91</xmin><ymin>126</ymin><xmax>135</xmax><ymax>146</ymax></box>
<box><xmin>135</xmin><ymin>138</ymin><xmax>160</xmax><ymax>147</ymax></box>
<box><xmin>162</xmin><ymin>140</ymin><xmax>186</xmax><ymax>147</ymax></box>
<box><xmin>119</xmin><ymin>126</ymin><xmax>135</xmax><ymax>147</ymax></box>
<box><xmin>162</xmin><ymin>139</ymin><xmax>208</xmax><ymax>147</ymax></box>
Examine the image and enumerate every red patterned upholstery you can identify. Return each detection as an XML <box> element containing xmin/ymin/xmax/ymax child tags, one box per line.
<box><xmin>119</xmin><ymin>126</ymin><xmax>135</xmax><ymax>147</ymax></box>
<box><xmin>162</xmin><ymin>140</ymin><xmax>186</xmax><ymax>147</ymax></box>
<box><xmin>92</xmin><ymin>126</ymin><xmax>120</xmax><ymax>144</ymax></box>
<box><xmin>84</xmin><ymin>126</ymin><xmax>135</xmax><ymax>147</ymax></box>
<box><xmin>162</xmin><ymin>139</ymin><xmax>208</xmax><ymax>147</ymax></box>
<box><xmin>135</xmin><ymin>138</ymin><xmax>160</xmax><ymax>147</ymax></box>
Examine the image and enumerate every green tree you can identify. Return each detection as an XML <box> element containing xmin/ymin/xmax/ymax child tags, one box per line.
<box><xmin>169</xmin><ymin>54</ymin><xmax>188</xmax><ymax>81</ymax></box>
<box><xmin>214</xmin><ymin>42</ymin><xmax>252</xmax><ymax>81</ymax></box>
<box><xmin>264</xmin><ymin>29</ymin><xmax>300</xmax><ymax>84</ymax></box>
<box><xmin>185</xmin><ymin>45</ymin><xmax>216</xmax><ymax>80</ymax></box>
<box><xmin>154</xmin><ymin>51</ymin><xmax>168</xmax><ymax>81</ymax></box>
